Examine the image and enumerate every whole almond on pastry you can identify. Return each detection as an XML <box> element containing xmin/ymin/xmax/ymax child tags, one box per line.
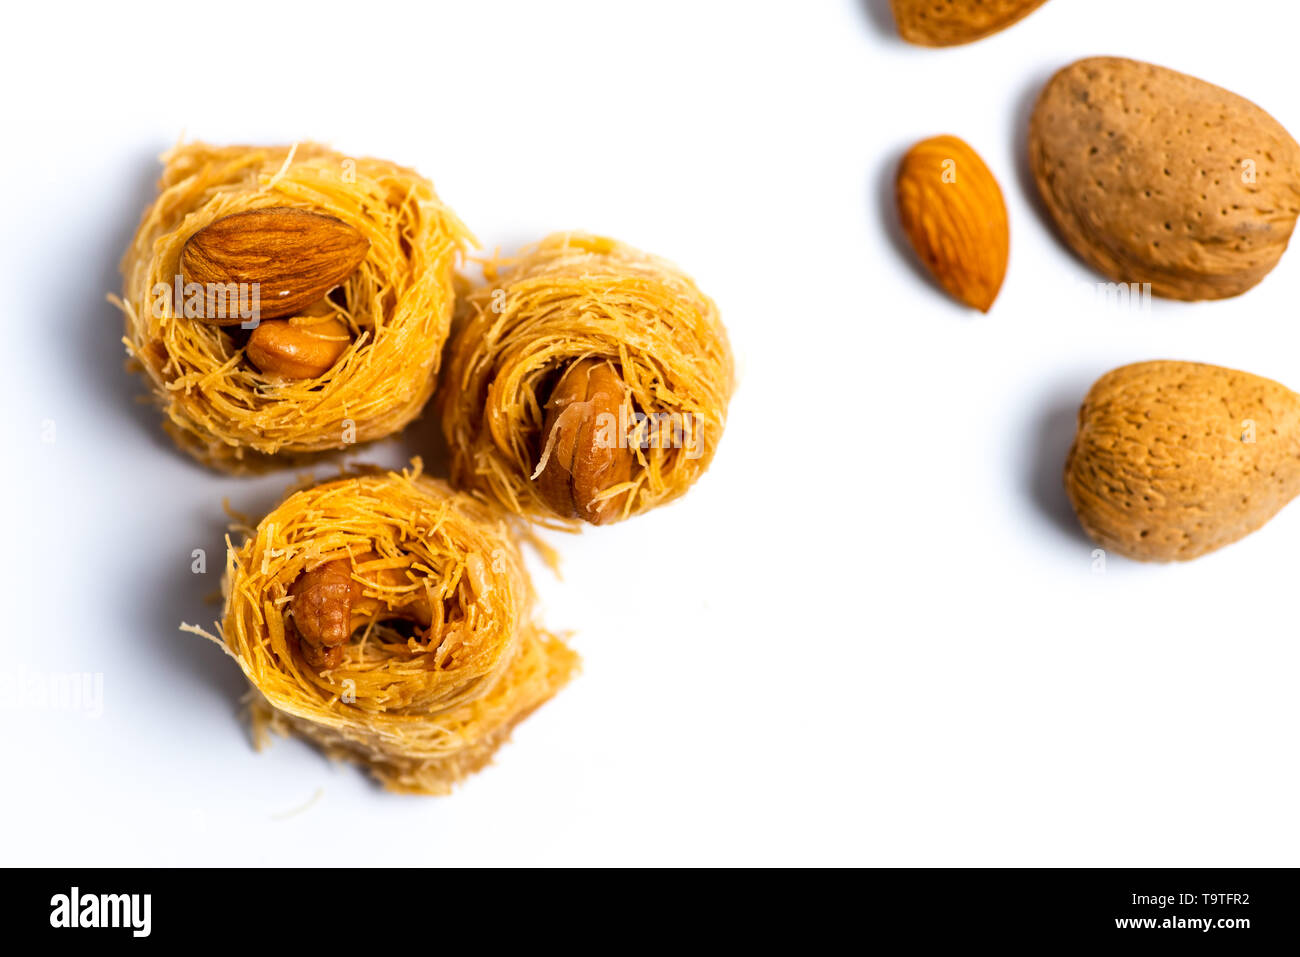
<box><xmin>1065</xmin><ymin>361</ymin><xmax>1300</xmax><ymax>561</ymax></box>
<box><xmin>896</xmin><ymin>135</ymin><xmax>1009</xmax><ymax>312</ymax></box>
<box><xmin>1030</xmin><ymin>57</ymin><xmax>1300</xmax><ymax>301</ymax></box>
<box><xmin>891</xmin><ymin>0</ymin><xmax>1048</xmax><ymax>47</ymax></box>
<box><xmin>181</xmin><ymin>207</ymin><xmax>369</xmax><ymax>323</ymax></box>
<box><xmin>535</xmin><ymin>359</ymin><xmax>635</xmax><ymax>525</ymax></box>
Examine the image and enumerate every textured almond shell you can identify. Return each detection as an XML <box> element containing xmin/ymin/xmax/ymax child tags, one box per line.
<box><xmin>1065</xmin><ymin>361</ymin><xmax>1300</xmax><ymax>561</ymax></box>
<box><xmin>891</xmin><ymin>0</ymin><xmax>1048</xmax><ymax>47</ymax></box>
<box><xmin>896</xmin><ymin>135</ymin><xmax>1009</xmax><ymax>312</ymax></box>
<box><xmin>1030</xmin><ymin>57</ymin><xmax>1300</xmax><ymax>301</ymax></box>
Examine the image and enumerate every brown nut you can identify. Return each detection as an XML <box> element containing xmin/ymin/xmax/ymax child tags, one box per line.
<box><xmin>289</xmin><ymin>553</ymin><xmax>434</xmax><ymax>670</ymax></box>
<box><xmin>891</xmin><ymin>0</ymin><xmax>1049</xmax><ymax>47</ymax></box>
<box><xmin>896</xmin><ymin>134</ymin><xmax>1009</xmax><ymax>312</ymax></box>
<box><xmin>534</xmin><ymin>359</ymin><xmax>635</xmax><ymax>525</ymax></box>
<box><xmin>289</xmin><ymin>559</ymin><xmax>357</xmax><ymax>669</ymax></box>
<box><xmin>246</xmin><ymin>317</ymin><xmax>351</xmax><ymax>379</ymax></box>
<box><xmin>181</xmin><ymin>207</ymin><xmax>369</xmax><ymax>324</ymax></box>
<box><xmin>1029</xmin><ymin>57</ymin><xmax>1300</xmax><ymax>301</ymax></box>
<box><xmin>1065</xmin><ymin>360</ymin><xmax>1300</xmax><ymax>561</ymax></box>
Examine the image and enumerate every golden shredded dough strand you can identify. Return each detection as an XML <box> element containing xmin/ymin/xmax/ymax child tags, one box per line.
<box><xmin>213</xmin><ymin>460</ymin><xmax>578</xmax><ymax>794</ymax></box>
<box><xmin>438</xmin><ymin>232</ymin><xmax>735</xmax><ymax>526</ymax></box>
<box><xmin>118</xmin><ymin>142</ymin><xmax>473</xmax><ymax>472</ymax></box>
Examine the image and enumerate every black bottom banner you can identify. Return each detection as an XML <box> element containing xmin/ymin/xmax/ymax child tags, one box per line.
<box><xmin>5</xmin><ymin>867</ymin><xmax>1293</xmax><ymax>945</ymax></box>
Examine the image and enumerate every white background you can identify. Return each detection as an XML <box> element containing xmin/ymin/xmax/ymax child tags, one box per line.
<box><xmin>3</xmin><ymin>0</ymin><xmax>1300</xmax><ymax>866</ymax></box>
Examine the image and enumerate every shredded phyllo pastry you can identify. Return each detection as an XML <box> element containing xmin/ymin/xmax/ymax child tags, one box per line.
<box><xmin>188</xmin><ymin>461</ymin><xmax>577</xmax><ymax>794</ymax></box>
<box><xmin>116</xmin><ymin>142</ymin><xmax>472</xmax><ymax>472</ymax></box>
<box><xmin>437</xmin><ymin>232</ymin><xmax>735</xmax><ymax>525</ymax></box>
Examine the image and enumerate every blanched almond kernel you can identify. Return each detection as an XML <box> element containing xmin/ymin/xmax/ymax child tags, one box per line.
<box><xmin>246</xmin><ymin>317</ymin><xmax>351</xmax><ymax>379</ymax></box>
